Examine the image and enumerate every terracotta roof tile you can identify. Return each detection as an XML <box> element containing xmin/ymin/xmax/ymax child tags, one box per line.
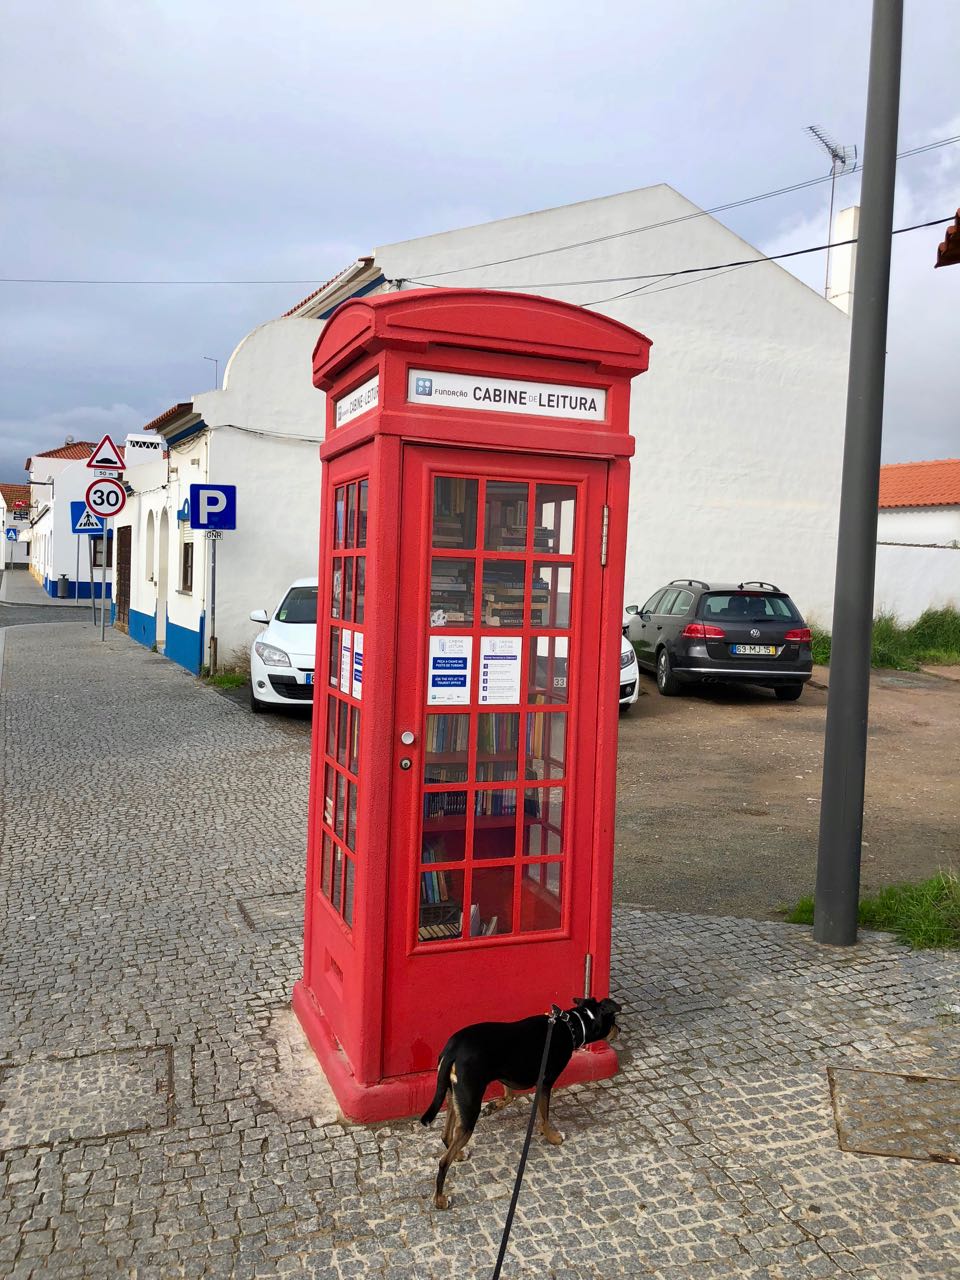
<box><xmin>1</xmin><ymin>483</ymin><xmax>31</xmax><ymax>510</ymax></box>
<box><xmin>142</xmin><ymin>403</ymin><xmax>195</xmax><ymax>433</ymax></box>
<box><xmin>879</xmin><ymin>458</ymin><xmax>960</xmax><ymax>509</ymax></box>
<box><xmin>24</xmin><ymin>440</ymin><xmax>96</xmax><ymax>471</ymax></box>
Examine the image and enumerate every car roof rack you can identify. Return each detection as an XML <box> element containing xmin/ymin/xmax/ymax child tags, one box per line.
<box><xmin>668</xmin><ymin>578</ymin><xmax>710</xmax><ymax>589</ymax></box>
<box><xmin>737</xmin><ymin>581</ymin><xmax>780</xmax><ymax>591</ymax></box>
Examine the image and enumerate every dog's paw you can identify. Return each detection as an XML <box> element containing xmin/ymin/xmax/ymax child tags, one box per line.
<box><xmin>455</xmin><ymin>1147</ymin><xmax>469</xmax><ymax>1162</ymax></box>
<box><xmin>434</xmin><ymin>1194</ymin><xmax>450</xmax><ymax>1210</ymax></box>
<box><xmin>541</xmin><ymin>1127</ymin><xmax>564</xmax><ymax>1146</ymax></box>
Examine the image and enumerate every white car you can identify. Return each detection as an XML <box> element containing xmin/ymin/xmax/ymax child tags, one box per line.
<box><xmin>249</xmin><ymin>578</ymin><xmax>318</xmax><ymax>712</ymax></box>
<box><xmin>620</xmin><ymin>631</ymin><xmax>640</xmax><ymax>710</ymax></box>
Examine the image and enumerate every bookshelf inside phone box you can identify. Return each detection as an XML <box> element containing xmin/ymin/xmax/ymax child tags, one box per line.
<box><xmin>292</xmin><ymin>287</ymin><xmax>650</xmax><ymax>1121</ymax></box>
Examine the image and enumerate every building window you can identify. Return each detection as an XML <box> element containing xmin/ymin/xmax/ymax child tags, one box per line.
<box><xmin>145</xmin><ymin>510</ymin><xmax>155</xmax><ymax>580</ymax></box>
<box><xmin>180</xmin><ymin>539</ymin><xmax>194</xmax><ymax>594</ymax></box>
<box><xmin>91</xmin><ymin>536</ymin><xmax>113</xmax><ymax>568</ymax></box>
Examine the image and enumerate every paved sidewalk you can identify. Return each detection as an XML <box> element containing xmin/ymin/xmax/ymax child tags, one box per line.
<box><xmin>1</xmin><ymin>624</ymin><xmax>958</xmax><ymax>1279</ymax></box>
<box><xmin>0</xmin><ymin>570</ymin><xmax>56</xmax><ymax>606</ymax></box>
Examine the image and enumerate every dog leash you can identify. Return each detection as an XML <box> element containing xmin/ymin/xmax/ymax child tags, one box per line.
<box><xmin>491</xmin><ymin>1004</ymin><xmax>560</xmax><ymax>1280</ymax></box>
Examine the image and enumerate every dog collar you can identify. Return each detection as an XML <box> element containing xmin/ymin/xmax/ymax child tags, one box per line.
<box><xmin>562</xmin><ymin>1008</ymin><xmax>589</xmax><ymax>1050</ymax></box>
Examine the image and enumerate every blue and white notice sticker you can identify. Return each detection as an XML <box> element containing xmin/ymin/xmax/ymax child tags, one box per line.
<box><xmin>352</xmin><ymin>631</ymin><xmax>364</xmax><ymax>701</ymax></box>
<box><xmin>479</xmin><ymin>636</ymin><xmax>522</xmax><ymax>704</ymax></box>
<box><xmin>428</xmin><ymin>636</ymin><xmax>472</xmax><ymax>706</ymax></box>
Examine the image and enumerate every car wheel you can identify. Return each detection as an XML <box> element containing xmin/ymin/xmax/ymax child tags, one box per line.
<box><xmin>656</xmin><ymin>648</ymin><xmax>679</xmax><ymax>696</ymax></box>
<box><xmin>774</xmin><ymin>684</ymin><xmax>803</xmax><ymax>702</ymax></box>
<box><xmin>249</xmin><ymin>682</ymin><xmax>266</xmax><ymax>713</ymax></box>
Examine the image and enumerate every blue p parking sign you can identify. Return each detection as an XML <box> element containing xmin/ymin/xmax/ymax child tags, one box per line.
<box><xmin>189</xmin><ymin>485</ymin><xmax>237</xmax><ymax>531</ymax></box>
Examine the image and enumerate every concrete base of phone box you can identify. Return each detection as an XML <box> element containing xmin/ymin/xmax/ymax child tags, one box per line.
<box><xmin>292</xmin><ymin>980</ymin><xmax>619</xmax><ymax>1123</ymax></box>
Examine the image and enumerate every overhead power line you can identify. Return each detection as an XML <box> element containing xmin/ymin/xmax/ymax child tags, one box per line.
<box><xmin>400</xmin><ymin>217</ymin><xmax>950</xmax><ymax>304</ymax></box>
<box><xmin>0</xmin><ymin>134</ymin><xmax>956</xmax><ymax>289</ymax></box>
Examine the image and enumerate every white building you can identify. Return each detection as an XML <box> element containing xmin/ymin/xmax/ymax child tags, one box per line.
<box><xmin>116</xmin><ymin>313</ymin><xmax>326</xmax><ymax>673</ymax></box>
<box><xmin>285</xmin><ymin>185</ymin><xmax>851</xmax><ymax>625</ymax></box>
<box><xmin>1</xmin><ymin>483</ymin><xmax>31</xmax><ymax>569</ymax></box>
<box><xmin>874</xmin><ymin>458</ymin><xmax>960</xmax><ymax>621</ymax></box>
<box><xmin>24</xmin><ymin>441</ymin><xmax>117</xmax><ymax>600</ymax></box>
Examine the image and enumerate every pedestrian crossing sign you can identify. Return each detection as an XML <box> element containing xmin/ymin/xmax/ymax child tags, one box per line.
<box><xmin>70</xmin><ymin>501</ymin><xmax>105</xmax><ymax>534</ymax></box>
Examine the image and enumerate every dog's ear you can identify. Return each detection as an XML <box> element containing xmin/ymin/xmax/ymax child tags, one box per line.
<box><xmin>600</xmin><ymin>998</ymin><xmax>622</xmax><ymax>1016</ymax></box>
<box><xmin>573</xmin><ymin>996</ymin><xmax>587</xmax><ymax>1006</ymax></box>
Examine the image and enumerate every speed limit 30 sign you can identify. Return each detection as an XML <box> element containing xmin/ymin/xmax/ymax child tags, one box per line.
<box><xmin>86</xmin><ymin>477</ymin><xmax>127</xmax><ymax>517</ymax></box>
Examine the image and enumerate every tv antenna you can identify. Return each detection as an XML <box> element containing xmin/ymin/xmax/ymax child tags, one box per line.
<box><xmin>804</xmin><ymin>125</ymin><xmax>858</xmax><ymax>297</ymax></box>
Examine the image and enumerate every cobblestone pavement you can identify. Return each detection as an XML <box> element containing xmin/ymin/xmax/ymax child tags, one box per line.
<box><xmin>2</xmin><ymin>623</ymin><xmax>959</xmax><ymax>1279</ymax></box>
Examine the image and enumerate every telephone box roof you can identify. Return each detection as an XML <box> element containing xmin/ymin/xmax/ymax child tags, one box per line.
<box><xmin>312</xmin><ymin>288</ymin><xmax>652</xmax><ymax>389</ymax></box>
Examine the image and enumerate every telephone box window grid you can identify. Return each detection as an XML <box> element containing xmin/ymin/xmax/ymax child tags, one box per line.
<box><xmin>419</xmin><ymin>475</ymin><xmax>577</xmax><ymax>945</ymax></box>
<box><xmin>318</xmin><ymin>478</ymin><xmax>367</xmax><ymax>931</ymax></box>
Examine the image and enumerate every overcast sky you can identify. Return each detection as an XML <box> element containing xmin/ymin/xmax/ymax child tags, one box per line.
<box><xmin>2</xmin><ymin>0</ymin><xmax>957</xmax><ymax>480</ymax></box>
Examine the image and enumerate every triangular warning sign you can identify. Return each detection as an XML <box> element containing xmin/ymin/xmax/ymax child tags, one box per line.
<box><xmin>76</xmin><ymin>509</ymin><xmax>102</xmax><ymax>530</ymax></box>
<box><xmin>86</xmin><ymin>433</ymin><xmax>124</xmax><ymax>470</ymax></box>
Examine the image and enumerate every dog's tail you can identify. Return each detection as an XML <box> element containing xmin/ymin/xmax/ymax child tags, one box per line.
<box><xmin>420</xmin><ymin>1054</ymin><xmax>453</xmax><ymax>1126</ymax></box>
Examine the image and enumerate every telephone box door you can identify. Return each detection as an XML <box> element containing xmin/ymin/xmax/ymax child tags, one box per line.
<box><xmin>383</xmin><ymin>445</ymin><xmax>610</xmax><ymax>1078</ymax></box>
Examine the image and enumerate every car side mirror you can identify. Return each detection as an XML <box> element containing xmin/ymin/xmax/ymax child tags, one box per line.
<box><xmin>625</xmin><ymin>604</ymin><xmax>639</xmax><ymax>615</ymax></box>
<box><xmin>249</xmin><ymin>608</ymin><xmax>269</xmax><ymax>623</ymax></box>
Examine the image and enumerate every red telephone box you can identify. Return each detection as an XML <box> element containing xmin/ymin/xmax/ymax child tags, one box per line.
<box><xmin>292</xmin><ymin>289</ymin><xmax>651</xmax><ymax>1121</ymax></box>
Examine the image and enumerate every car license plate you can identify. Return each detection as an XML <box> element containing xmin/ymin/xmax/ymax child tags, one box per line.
<box><xmin>305</xmin><ymin>672</ymin><xmax>313</xmax><ymax>685</ymax></box>
<box><xmin>732</xmin><ymin>644</ymin><xmax>777</xmax><ymax>655</ymax></box>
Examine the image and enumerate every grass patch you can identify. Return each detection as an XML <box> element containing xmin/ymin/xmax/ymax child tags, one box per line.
<box><xmin>811</xmin><ymin>606</ymin><xmax>960</xmax><ymax>672</ymax></box>
<box><xmin>204</xmin><ymin>672</ymin><xmax>247</xmax><ymax>689</ymax></box>
<box><xmin>784</xmin><ymin>871</ymin><xmax>960</xmax><ymax>949</ymax></box>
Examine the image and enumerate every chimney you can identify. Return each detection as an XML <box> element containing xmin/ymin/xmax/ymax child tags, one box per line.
<box><xmin>827</xmin><ymin>205</ymin><xmax>859</xmax><ymax>315</ymax></box>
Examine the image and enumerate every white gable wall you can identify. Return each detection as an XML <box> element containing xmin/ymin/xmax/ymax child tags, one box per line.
<box><xmin>374</xmin><ymin>185</ymin><xmax>850</xmax><ymax>625</ymax></box>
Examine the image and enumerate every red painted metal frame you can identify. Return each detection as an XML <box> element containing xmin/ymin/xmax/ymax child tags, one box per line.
<box><xmin>294</xmin><ymin>289</ymin><xmax>651</xmax><ymax>1121</ymax></box>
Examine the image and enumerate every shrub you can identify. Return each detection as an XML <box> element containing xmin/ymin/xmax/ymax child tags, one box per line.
<box><xmin>784</xmin><ymin>873</ymin><xmax>960</xmax><ymax>950</ymax></box>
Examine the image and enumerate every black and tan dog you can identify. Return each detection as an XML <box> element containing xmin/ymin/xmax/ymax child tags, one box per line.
<box><xmin>420</xmin><ymin>996</ymin><xmax>621</xmax><ymax>1208</ymax></box>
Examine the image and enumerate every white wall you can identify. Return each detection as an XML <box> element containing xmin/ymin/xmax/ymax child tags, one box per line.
<box><xmin>877</xmin><ymin>506</ymin><xmax>960</xmax><ymax>546</ymax></box>
<box><xmin>28</xmin><ymin>457</ymin><xmax>114</xmax><ymax>595</ymax></box>
<box><xmin>874</xmin><ymin>543</ymin><xmax>960</xmax><ymax>622</ymax></box>
<box><xmin>375</xmin><ymin>184</ymin><xmax>850</xmax><ymax>626</ymax></box>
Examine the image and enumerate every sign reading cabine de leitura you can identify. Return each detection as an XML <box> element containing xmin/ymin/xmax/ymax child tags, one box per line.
<box><xmin>407</xmin><ymin>369</ymin><xmax>607</xmax><ymax>421</ymax></box>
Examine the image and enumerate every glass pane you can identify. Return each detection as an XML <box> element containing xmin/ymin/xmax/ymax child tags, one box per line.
<box><xmin>531</xmin><ymin>563</ymin><xmax>571</xmax><ymax>628</ymax></box>
<box><xmin>326</xmin><ymin>696</ymin><xmax>337</xmax><ymax>759</ymax></box>
<box><xmin>484</xmin><ymin>481</ymin><xmax>528</xmax><ymax>551</ymax></box>
<box><xmin>349</xmin><ymin>706</ymin><xmax>360</xmax><ymax>774</ymax></box>
<box><xmin>522</xmin><ymin>786</ymin><xmax>564</xmax><ymax>855</ymax></box>
<box><xmin>474</xmin><ymin>787</ymin><xmax>517</xmax><ymax>860</ymax></box>
<box><xmin>526</xmin><ymin>712</ymin><xmax>567</xmax><ymax>780</ymax></box>
<box><xmin>482</xmin><ymin>560</ymin><xmax>526</xmax><ymax>628</ymax></box>
<box><xmin>331</xmin><ymin>559</ymin><xmax>343</xmax><ymax>620</ymax></box>
<box><xmin>343</xmin><ymin>856</ymin><xmax>355</xmax><ymax>927</ymax></box>
<box><xmin>424</xmin><ymin>713</ymin><xmax>469</xmax><ymax>783</ymax></box>
<box><xmin>332</xmin><ymin>846</ymin><xmax>344</xmax><ymax>914</ymax></box>
<box><xmin>336</xmin><ymin>700</ymin><xmax>347</xmax><ymax>766</ymax></box>
<box><xmin>469</xmin><ymin>867</ymin><xmax>515</xmax><ymax>937</ymax></box>
<box><xmin>345</xmin><ymin>484</ymin><xmax>356</xmax><ymax>549</ymax></box>
<box><xmin>430</xmin><ymin>558</ymin><xmax>474</xmax><ymax>627</ymax></box>
<box><xmin>357</xmin><ymin>480</ymin><xmax>368</xmax><ymax>547</ymax></box>
<box><xmin>335</xmin><ymin>772</ymin><xmax>346</xmax><ymax>841</ymax></box>
<box><xmin>346</xmin><ymin>782</ymin><xmax>357</xmax><ymax>850</ymax></box>
<box><xmin>422</xmin><ymin>791</ymin><xmax>468</xmax><ymax>862</ymax></box>
<box><xmin>520</xmin><ymin>861</ymin><xmax>562</xmax><ymax>932</ymax></box>
<box><xmin>328</xmin><ymin>627</ymin><xmax>340</xmax><ymax>686</ymax></box>
<box><xmin>343</xmin><ymin>557</ymin><xmax>354</xmax><ymax>623</ymax></box>
<box><xmin>323</xmin><ymin>764</ymin><xmax>334</xmax><ymax>829</ymax></box>
<box><xmin>418</xmin><ymin>869</ymin><xmax>464</xmax><ymax>943</ymax></box>
<box><xmin>534</xmin><ymin>484</ymin><xmax>576</xmax><ymax>555</ymax></box>
<box><xmin>476</xmin><ymin>713</ymin><xmax>519</xmax><ymax>781</ymax></box>
<box><xmin>355</xmin><ymin>557</ymin><xmax>365</xmax><ymax>624</ymax></box>
<box><xmin>334</xmin><ymin>487</ymin><xmax>345</xmax><ymax>548</ymax></box>
<box><xmin>433</xmin><ymin>477</ymin><xmax>478</xmax><ymax>549</ymax></box>
<box><xmin>528</xmin><ymin>636</ymin><xmax>569</xmax><ymax>704</ymax></box>
<box><xmin>320</xmin><ymin>833</ymin><xmax>333</xmax><ymax>900</ymax></box>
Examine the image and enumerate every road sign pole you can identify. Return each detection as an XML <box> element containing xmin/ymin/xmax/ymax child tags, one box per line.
<box><xmin>88</xmin><ymin>537</ymin><xmax>96</xmax><ymax>624</ymax></box>
<box><xmin>814</xmin><ymin>0</ymin><xmax>902</xmax><ymax>946</ymax></box>
<box><xmin>75</xmin><ymin>536</ymin><xmax>81</xmax><ymax>607</ymax></box>
<box><xmin>209</xmin><ymin>535</ymin><xmax>218</xmax><ymax>675</ymax></box>
<box><xmin>100</xmin><ymin>520</ymin><xmax>108</xmax><ymax>641</ymax></box>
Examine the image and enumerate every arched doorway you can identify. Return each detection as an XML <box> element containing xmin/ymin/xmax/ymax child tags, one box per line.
<box><xmin>157</xmin><ymin>508</ymin><xmax>170</xmax><ymax>650</ymax></box>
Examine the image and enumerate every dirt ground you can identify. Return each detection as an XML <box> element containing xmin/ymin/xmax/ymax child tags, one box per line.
<box><xmin>614</xmin><ymin>665</ymin><xmax>960</xmax><ymax>920</ymax></box>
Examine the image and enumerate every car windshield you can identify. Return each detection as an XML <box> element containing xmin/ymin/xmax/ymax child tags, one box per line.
<box><xmin>700</xmin><ymin>592</ymin><xmax>800</xmax><ymax>623</ymax></box>
<box><xmin>275</xmin><ymin>586</ymin><xmax>318</xmax><ymax>624</ymax></box>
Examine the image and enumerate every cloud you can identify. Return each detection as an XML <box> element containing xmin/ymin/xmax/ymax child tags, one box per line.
<box><xmin>1</xmin><ymin>404</ymin><xmax>146</xmax><ymax>479</ymax></box>
<box><xmin>760</xmin><ymin>121</ymin><xmax>960</xmax><ymax>462</ymax></box>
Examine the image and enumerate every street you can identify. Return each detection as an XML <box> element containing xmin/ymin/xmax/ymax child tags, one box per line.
<box><xmin>1</xmin><ymin>621</ymin><xmax>958</xmax><ymax>1278</ymax></box>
